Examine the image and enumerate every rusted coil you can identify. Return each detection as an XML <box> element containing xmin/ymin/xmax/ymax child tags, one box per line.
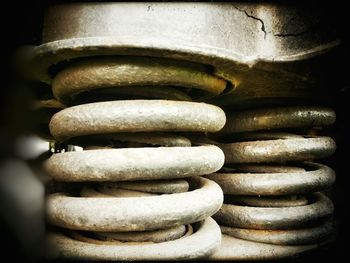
<box><xmin>46</xmin><ymin>177</ymin><xmax>223</xmax><ymax>232</ymax></box>
<box><xmin>93</xmin><ymin>224</ymin><xmax>188</xmax><ymax>243</ymax></box>
<box><xmin>52</xmin><ymin>57</ymin><xmax>227</xmax><ymax>103</ymax></box>
<box><xmin>47</xmin><ymin>218</ymin><xmax>221</xmax><ymax>261</ymax></box>
<box><xmin>210</xmin><ymin>106</ymin><xmax>336</xmax><ymax>250</ymax></box>
<box><xmin>221</xmin><ymin>220</ymin><xmax>334</xmax><ymax>245</ymax></box>
<box><xmin>45</xmin><ymin>146</ymin><xmax>224</xmax><ymax>182</ymax></box>
<box><xmin>224</xmin><ymin>195</ymin><xmax>309</xmax><ymax>207</ymax></box>
<box><xmin>209</xmin><ymin>234</ymin><xmax>324</xmax><ymax>260</ymax></box>
<box><xmin>219</xmin><ymin>136</ymin><xmax>336</xmax><ymax>164</ymax></box>
<box><xmin>214</xmin><ymin>192</ymin><xmax>333</xmax><ymax>230</ymax></box>
<box><xmin>219</xmin><ymin>106</ymin><xmax>336</xmax><ymax>134</ymax></box>
<box><xmin>206</xmin><ymin>162</ymin><xmax>335</xmax><ymax>196</ymax></box>
<box><xmin>49</xmin><ymin>100</ymin><xmax>226</xmax><ymax>141</ymax></box>
<box><xmin>44</xmin><ymin>54</ymin><xmax>226</xmax><ymax>260</ymax></box>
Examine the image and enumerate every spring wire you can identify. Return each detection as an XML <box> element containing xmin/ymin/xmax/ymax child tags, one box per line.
<box><xmin>207</xmin><ymin>106</ymin><xmax>336</xmax><ymax>246</ymax></box>
<box><xmin>44</xmin><ymin>57</ymin><xmax>228</xmax><ymax>260</ymax></box>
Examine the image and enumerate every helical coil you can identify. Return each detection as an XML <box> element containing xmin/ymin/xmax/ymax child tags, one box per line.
<box><xmin>44</xmin><ymin>57</ymin><xmax>228</xmax><ymax>260</ymax></box>
<box><xmin>207</xmin><ymin>106</ymin><xmax>336</xmax><ymax>246</ymax></box>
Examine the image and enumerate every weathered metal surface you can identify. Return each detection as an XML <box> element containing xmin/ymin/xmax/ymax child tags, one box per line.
<box><xmin>29</xmin><ymin>3</ymin><xmax>339</xmax><ymax>260</ymax></box>
<box><xmin>219</xmin><ymin>136</ymin><xmax>336</xmax><ymax>164</ymax></box>
<box><xmin>27</xmin><ymin>3</ymin><xmax>340</xmax><ymax>108</ymax></box>
<box><xmin>45</xmin><ymin>146</ymin><xmax>224</xmax><ymax>182</ymax></box>
<box><xmin>211</xmin><ymin>104</ymin><xmax>336</xmax><ymax>254</ymax></box>
<box><xmin>72</xmin><ymin>224</ymin><xmax>194</xmax><ymax>245</ymax></box>
<box><xmin>232</xmin><ymin>164</ymin><xmax>307</xmax><ymax>173</ymax></box>
<box><xmin>206</xmin><ymin>162</ymin><xmax>335</xmax><ymax>195</ymax></box>
<box><xmin>52</xmin><ymin>57</ymin><xmax>227</xmax><ymax>103</ymax></box>
<box><xmin>220</xmin><ymin>107</ymin><xmax>336</xmax><ymax>134</ymax></box>
<box><xmin>101</xmin><ymin>179</ymin><xmax>189</xmax><ymax>194</ymax></box>
<box><xmin>46</xmin><ymin>176</ymin><xmax>223</xmax><ymax>232</ymax></box>
<box><xmin>209</xmin><ymin>234</ymin><xmax>319</xmax><ymax>260</ymax></box>
<box><xmin>81</xmin><ymin>186</ymin><xmax>156</xmax><ymax>198</ymax></box>
<box><xmin>68</xmin><ymin>133</ymin><xmax>192</xmax><ymax>148</ymax></box>
<box><xmin>49</xmin><ymin>100</ymin><xmax>226</xmax><ymax>141</ymax></box>
<box><xmin>70</xmin><ymin>85</ymin><xmax>192</xmax><ymax>103</ymax></box>
<box><xmin>213</xmin><ymin>192</ymin><xmax>333</xmax><ymax>230</ymax></box>
<box><xmin>46</xmin><ymin>218</ymin><xmax>221</xmax><ymax>261</ymax></box>
<box><xmin>93</xmin><ymin>225</ymin><xmax>187</xmax><ymax>243</ymax></box>
<box><xmin>225</xmin><ymin>195</ymin><xmax>309</xmax><ymax>207</ymax></box>
<box><xmin>216</xmin><ymin>131</ymin><xmax>305</xmax><ymax>141</ymax></box>
<box><xmin>221</xmin><ymin>219</ymin><xmax>334</xmax><ymax>245</ymax></box>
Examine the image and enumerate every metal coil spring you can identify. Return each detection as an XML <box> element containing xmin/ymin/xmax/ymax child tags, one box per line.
<box><xmin>44</xmin><ymin>57</ymin><xmax>228</xmax><ymax>261</ymax></box>
<box><xmin>207</xmin><ymin>106</ymin><xmax>336</xmax><ymax>246</ymax></box>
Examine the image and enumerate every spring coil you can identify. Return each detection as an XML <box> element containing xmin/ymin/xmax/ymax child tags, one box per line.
<box><xmin>207</xmin><ymin>106</ymin><xmax>336</xmax><ymax>246</ymax></box>
<box><xmin>44</xmin><ymin>57</ymin><xmax>228</xmax><ymax>260</ymax></box>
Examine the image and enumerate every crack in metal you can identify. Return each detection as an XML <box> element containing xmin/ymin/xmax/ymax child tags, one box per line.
<box><xmin>274</xmin><ymin>27</ymin><xmax>312</xmax><ymax>37</ymax></box>
<box><xmin>234</xmin><ymin>6</ymin><xmax>267</xmax><ymax>39</ymax></box>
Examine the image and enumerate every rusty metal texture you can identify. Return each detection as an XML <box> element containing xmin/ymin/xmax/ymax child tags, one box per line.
<box><xmin>93</xmin><ymin>224</ymin><xmax>187</xmax><ymax>243</ymax></box>
<box><xmin>209</xmin><ymin>234</ymin><xmax>324</xmax><ymax>260</ymax></box>
<box><xmin>210</xmin><ymin>105</ymin><xmax>336</xmax><ymax>257</ymax></box>
<box><xmin>70</xmin><ymin>85</ymin><xmax>193</xmax><ymax>103</ymax></box>
<box><xmin>81</xmin><ymin>186</ymin><xmax>156</xmax><ymax>198</ymax></box>
<box><xmin>52</xmin><ymin>57</ymin><xmax>227</xmax><ymax>103</ymax></box>
<box><xmin>45</xmin><ymin>146</ymin><xmax>224</xmax><ymax>182</ymax></box>
<box><xmin>46</xmin><ymin>176</ymin><xmax>223</xmax><ymax>232</ymax></box>
<box><xmin>213</xmin><ymin>192</ymin><xmax>333</xmax><ymax>230</ymax></box>
<box><xmin>49</xmin><ymin>100</ymin><xmax>226</xmax><ymax>142</ymax></box>
<box><xmin>27</xmin><ymin>2</ymin><xmax>340</xmax><ymax>260</ymax></box>
<box><xmin>102</xmin><ymin>179</ymin><xmax>190</xmax><ymax>194</ymax></box>
<box><xmin>67</xmin><ymin>133</ymin><xmax>192</xmax><ymax>148</ymax></box>
<box><xmin>25</xmin><ymin>3</ymin><xmax>340</xmax><ymax>109</ymax></box>
<box><xmin>219</xmin><ymin>136</ymin><xmax>336</xmax><ymax>164</ymax></box>
<box><xmin>40</xmin><ymin>39</ymin><xmax>228</xmax><ymax>260</ymax></box>
<box><xmin>224</xmin><ymin>195</ymin><xmax>309</xmax><ymax>207</ymax></box>
<box><xmin>219</xmin><ymin>106</ymin><xmax>336</xmax><ymax>134</ymax></box>
<box><xmin>73</xmin><ymin>224</ymin><xmax>195</xmax><ymax>245</ymax></box>
<box><xmin>221</xmin><ymin>219</ymin><xmax>334</xmax><ymax>245</ymax></box>
<box><xmin>206</xmin><ymin>162</ymin><xmax>335</xmax><ymax>196</ymax></box>
<box><xmin>46</xmin><ymin>218</ymin><xmax>221</xmax><ymax>261</ymax></box>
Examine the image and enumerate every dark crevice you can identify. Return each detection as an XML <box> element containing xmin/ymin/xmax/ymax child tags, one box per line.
<box><xmin>274</xmin><ymin>27</ymin><xmax>313</xmax><ymax>38</ymax></box>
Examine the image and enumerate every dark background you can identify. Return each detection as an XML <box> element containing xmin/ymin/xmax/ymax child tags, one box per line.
<box><xmin>1</xmin><ymin>1</ymin><xmax>348</xmax><ymax>262</ymax></box>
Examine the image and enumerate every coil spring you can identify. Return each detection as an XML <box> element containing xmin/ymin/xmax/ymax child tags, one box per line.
<box><xmin>207</xmin><ymin>106</ymin><xmax>336</xmax><ymax>246</ymax></box>
<box><xmin>44</xmin><ymin>57</ymin><xmax>227</xmax><ymax>260</ymax></box>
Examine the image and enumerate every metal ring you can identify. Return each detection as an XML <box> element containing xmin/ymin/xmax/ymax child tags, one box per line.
<box><xmin>46</xmin><ymin>176</ymin><xmax>223</xmax><ymax>231</ymax></box>
<box><xmin>46</xmin><ymin>218</ymin><xmax>221</xmax><ymax>261</ymax></box>
<box><xmin>213</xmin><ymin>192</ymin><xmax>333</xmax><ymax>230</ymax></box>
<box><xmin>52</xmin><ymin>57</ymin><xmax>227</xmax><ymax>103</ymax></box>
<box><xmin>49</xmin><ymin>100</ymin><xmax>226</xmax><ymax>141</ymax></box>
<box><xmin>220</xmin><ymin>106</ymin><xmax>336</xmax><ymax>134</ymax></box>
<box><xmin>206</xmin><ymin>162</ymin><xmax>335</xmax><ymax>195</ymax></box>
<box><xmin>221</xmin><ymin>220</ymin><xmax>334</xmax><ymax>245</ymax></box>
<box><xmin>45</xmin><ymin>145</ymin><xmax>224</xmax><ymax>182</ymax></box>
<box><xmin>219</xmin><ymin>137</ymin><xmax>336</xmax><ymax>164</ymax></box>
